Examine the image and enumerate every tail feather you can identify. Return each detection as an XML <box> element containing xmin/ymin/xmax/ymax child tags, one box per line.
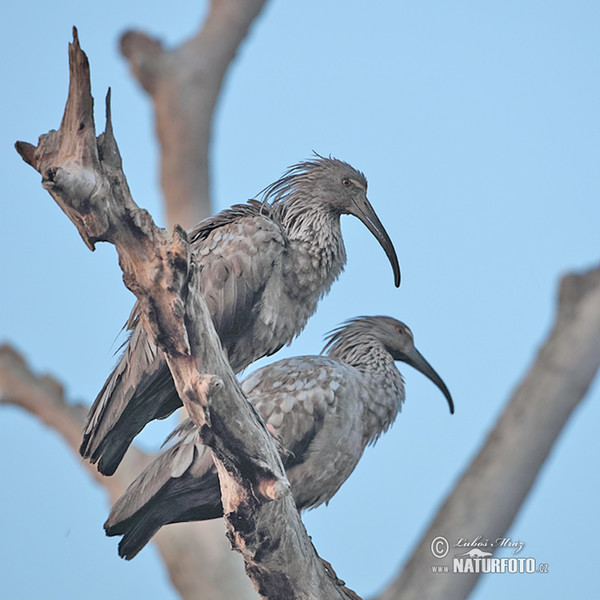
<box><xmin>106</xmin><ymin>434</ymin><xmax>222</xmax><ymax>559</ymax></box>
<box><xmin>80</xmin><ymin>315</ymin><xmax>182</xmax><ymax>475</ymax></box>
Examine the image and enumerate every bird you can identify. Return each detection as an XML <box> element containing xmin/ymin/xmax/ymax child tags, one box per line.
<box><xmin>80</xmin><ymin>156</ymin><xmax>401</xmax><ymax>476</ymax></box>
<box><xmin>104</xmin><ymin>315</ymin><xmax>454</xmax><ymax>559</ymax></box>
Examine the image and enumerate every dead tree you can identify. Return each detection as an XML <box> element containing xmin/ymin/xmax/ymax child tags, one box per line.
<box><xmin>4</xmin><ymin>6</ymin><xmax>600</xmax><ymax>600</ymax></box>
<box><xmin>14</xmin><ymin>29</ymin><xmax>360</xmax><ymax>600</ymax></box>
<box><xmin>121</xmin><ymin>0</ymin><xmax>267</xmax><ymax>230</ymax></box>
<box><xmin>379</xmin><ymin>265</ymin><xmax>600</xmax><ymax>600</ymax></box>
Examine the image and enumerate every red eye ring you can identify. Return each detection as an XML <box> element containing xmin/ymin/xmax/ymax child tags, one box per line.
<box><xmin>396</xmin><ymin>325</ymin><xmax>413</xmax><ymax>340</ymax></box>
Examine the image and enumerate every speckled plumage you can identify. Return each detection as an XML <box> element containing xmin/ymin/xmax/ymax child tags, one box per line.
<box><xmin>80</xmin><ymin>156</ymin><xmax>400</xmax><ymax>476</ymax></box>
<box><xmin>104</xmin><ymin>316</ymin><xmax>453</xmax><ymax>560</ymax></box>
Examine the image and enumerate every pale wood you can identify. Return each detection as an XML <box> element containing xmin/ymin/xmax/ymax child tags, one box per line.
<box><xmin>10</xmin><ymin>7</ymin><xmax>600</xmax><ymax>600</ymax></box>
<box><xmin>12</xmin><ymin>1</ymin><xmax>271</xmax><ymax>595</ymax></box>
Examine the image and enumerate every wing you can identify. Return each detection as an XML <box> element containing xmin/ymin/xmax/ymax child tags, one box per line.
<box><xmin>105</xmin><ymin>424</ymin><xmax>221</xmax><ymax>560</ymax></box>
<box><xmin>241</xmin><ymin>357</ymin><xmax>346</xmax><ymax>466</ymax></box>
<box><xmin>81</xmin><ymin>201</ymin><xmax>287</xmax><ymax>475</ymax></box>
<box><xmin>105</xmin><ymin>355</ymin><xmax>361</xmax><ymax>557</ymax></box>
<box><xmin>80</xmin><ymin>311</ymin><xmax>180</xmax><ymax>476</ymax></box>
<box><xmin>190</xmin><ymin>201</ymin><xmax>288</xmax><ymax>369</ymax></box>
<box><xmin>242</xmin><ymin>357</ymin><xmax>369</xmax><ymax>510</ymax></box>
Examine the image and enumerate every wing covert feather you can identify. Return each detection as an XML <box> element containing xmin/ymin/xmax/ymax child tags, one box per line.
<box><xmin>241</xmin><ymin>357</ymin><xmax>347</xmax><ymax>464</ymax></box>
<box><xmin>193</xmin><ymin>210</ymin><xmax>287</xmax><ymax>343</ymax></box>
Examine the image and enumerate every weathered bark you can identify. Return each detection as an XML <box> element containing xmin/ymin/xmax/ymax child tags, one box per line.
<box><xmin>118</xmin><ymin>3</ymin><xmax>268</xmax><ymax>593</ymax></box>
<box><xmin>120</xmin><ymin>0</ymin><xmax>267</xmax><ymax>229</ymax></box>
<box><xmin>376</xmin><ymin>265</ymin><xmax>600</xmax><ymax>600</ymax></box>
<box><xmin>15</xmin><ymin>29</ymin><xmax>358</xmax><ymax>600</ymax></box>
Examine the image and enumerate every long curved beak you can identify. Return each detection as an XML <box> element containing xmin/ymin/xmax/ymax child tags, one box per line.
<box><xmin>399</xmin><ymin>347</ymin><xmax>454</xmax><ymax>414</ymax></box>
<box><xmin>350</xmin><ymin>196</ymin><xmax>401</xmax><ymax>287</ymax></box>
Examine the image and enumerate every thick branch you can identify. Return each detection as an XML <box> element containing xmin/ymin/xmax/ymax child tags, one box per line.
<box><xmin>377</xmin><ymin>265</ymin><xmax>600</xmax><ymax>600</ymax></box>
<box><xmin>120</xmin><ymin>0</ymin><xmax>268</xmax><ymax>229</ymax></box>
<box><xmin>16</xmin><ymin>29</ymin><xmax>356</xmax><ymax>600</ymax></box>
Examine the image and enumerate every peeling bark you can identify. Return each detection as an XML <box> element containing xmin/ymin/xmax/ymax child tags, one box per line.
<box><xmin>376</xmin><ymin>266</ymin><xmax>600</xmax><ymax>600</ymax></box>
<box><xmin>12</xmin><ymin>1</ymin><xmax>271</xmax><ymax>596</ymax></box>
<box><xmin>15</xmin><ymin>29</ymin><xmax>359</xmax><ymax>600</ymax></box>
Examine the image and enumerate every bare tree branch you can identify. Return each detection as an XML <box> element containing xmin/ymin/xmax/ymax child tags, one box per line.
<box><xmin>120</xmin><ymin>0</ymin><xmax>268</xmax><ymax>229</ymax></box>
<box><xmin>0</xmin><ymin>341</ymin><xmax>258</xmax><ymax>599</ymax></box>
<box><xmin>11</xmin><ymin>6</ymin><xmax>598</xmax><ymax>600</ymax></box>
<box><xmin>0</xmin><ymin>343</ymin><xmax>149</xmax><ymax>498</ymax></box>
<box><xmin>15</xmin><ymin>28</ymin><xmax>358</xmax><ymax>600</ymax></box>
<box><xmin>376</xmin><ymin>265</ymin><xmax>600</xmax><ymax>600</ymax></box>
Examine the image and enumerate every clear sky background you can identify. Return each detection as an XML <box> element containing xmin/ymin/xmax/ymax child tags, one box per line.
<box><xmin>1</xmin><ymin>2</ymin><xmax>599</xmax><ymax>599</ymax></box>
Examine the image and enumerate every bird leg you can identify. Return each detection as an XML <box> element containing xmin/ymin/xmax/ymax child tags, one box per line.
<box><xmin>320</xmin><ymin>555</ymin><xmax>362</xmax><ymax>600</ymax></box>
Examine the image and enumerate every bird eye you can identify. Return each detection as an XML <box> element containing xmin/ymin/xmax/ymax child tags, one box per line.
<box><xmin>396</xmin><ymin>325</ymin><xmax>412</xmax><ymax>339</ymax></box>
<box><xmin>342</xmin><ymin>178</ymin><xmax>352</xmax><ymax>187</ymax></box>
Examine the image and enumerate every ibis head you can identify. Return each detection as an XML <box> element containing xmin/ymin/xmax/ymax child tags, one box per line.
<box><xmin>326</xmin><ymin>315</ymin><xmax>454</xmax><ymax>414</ymax></box>
<box><xmin>263</xmin><ymin>156</ymin><xmax>401</xmax><ymax>287</ymax></box>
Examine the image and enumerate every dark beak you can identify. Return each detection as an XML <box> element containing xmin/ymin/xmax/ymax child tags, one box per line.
<box><xmin>399</xmin><ymin>347</ymin><xmax>454</xmax><ymax>414</ymax></box>
<box><xmin>351</xmin><ymin>196</ymin><xmax>401</xmax><ymax>287</ymax></box>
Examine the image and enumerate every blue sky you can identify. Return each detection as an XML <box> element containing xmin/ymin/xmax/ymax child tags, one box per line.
<box><xmin>1</xmin><ymin>2</ymin><xmax>599</xmax><ymax>598</ymax></box>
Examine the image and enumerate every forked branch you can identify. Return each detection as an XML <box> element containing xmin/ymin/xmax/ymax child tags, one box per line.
<box><xmin>15</xmin><ymin>28</ymin><xmax>358</xmax><ymax>600</ymax></box>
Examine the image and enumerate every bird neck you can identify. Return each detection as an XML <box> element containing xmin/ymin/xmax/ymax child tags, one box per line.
<box><xmin>361</xmin><ymin>347</ymin><xmax>405</xmax><ymax>444</ymax></box>
<box><xmin>276</xmin><ymin>199</ymin><xmax>347</xmax><ymax>294</ymax></box>
<box><xmin>328</xmin><ymin>338</ymin><xmax>405</xmax><ymax>441</ymax></box>
<box><xmin>277</xmin><ymin>197</ymin><xmax>340</xmax><ymax>241</ymax></box>
<box><xmin>330</xmin><ymin>338</ymin><xmax>399</xmax><ymax>379</ymax></box>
